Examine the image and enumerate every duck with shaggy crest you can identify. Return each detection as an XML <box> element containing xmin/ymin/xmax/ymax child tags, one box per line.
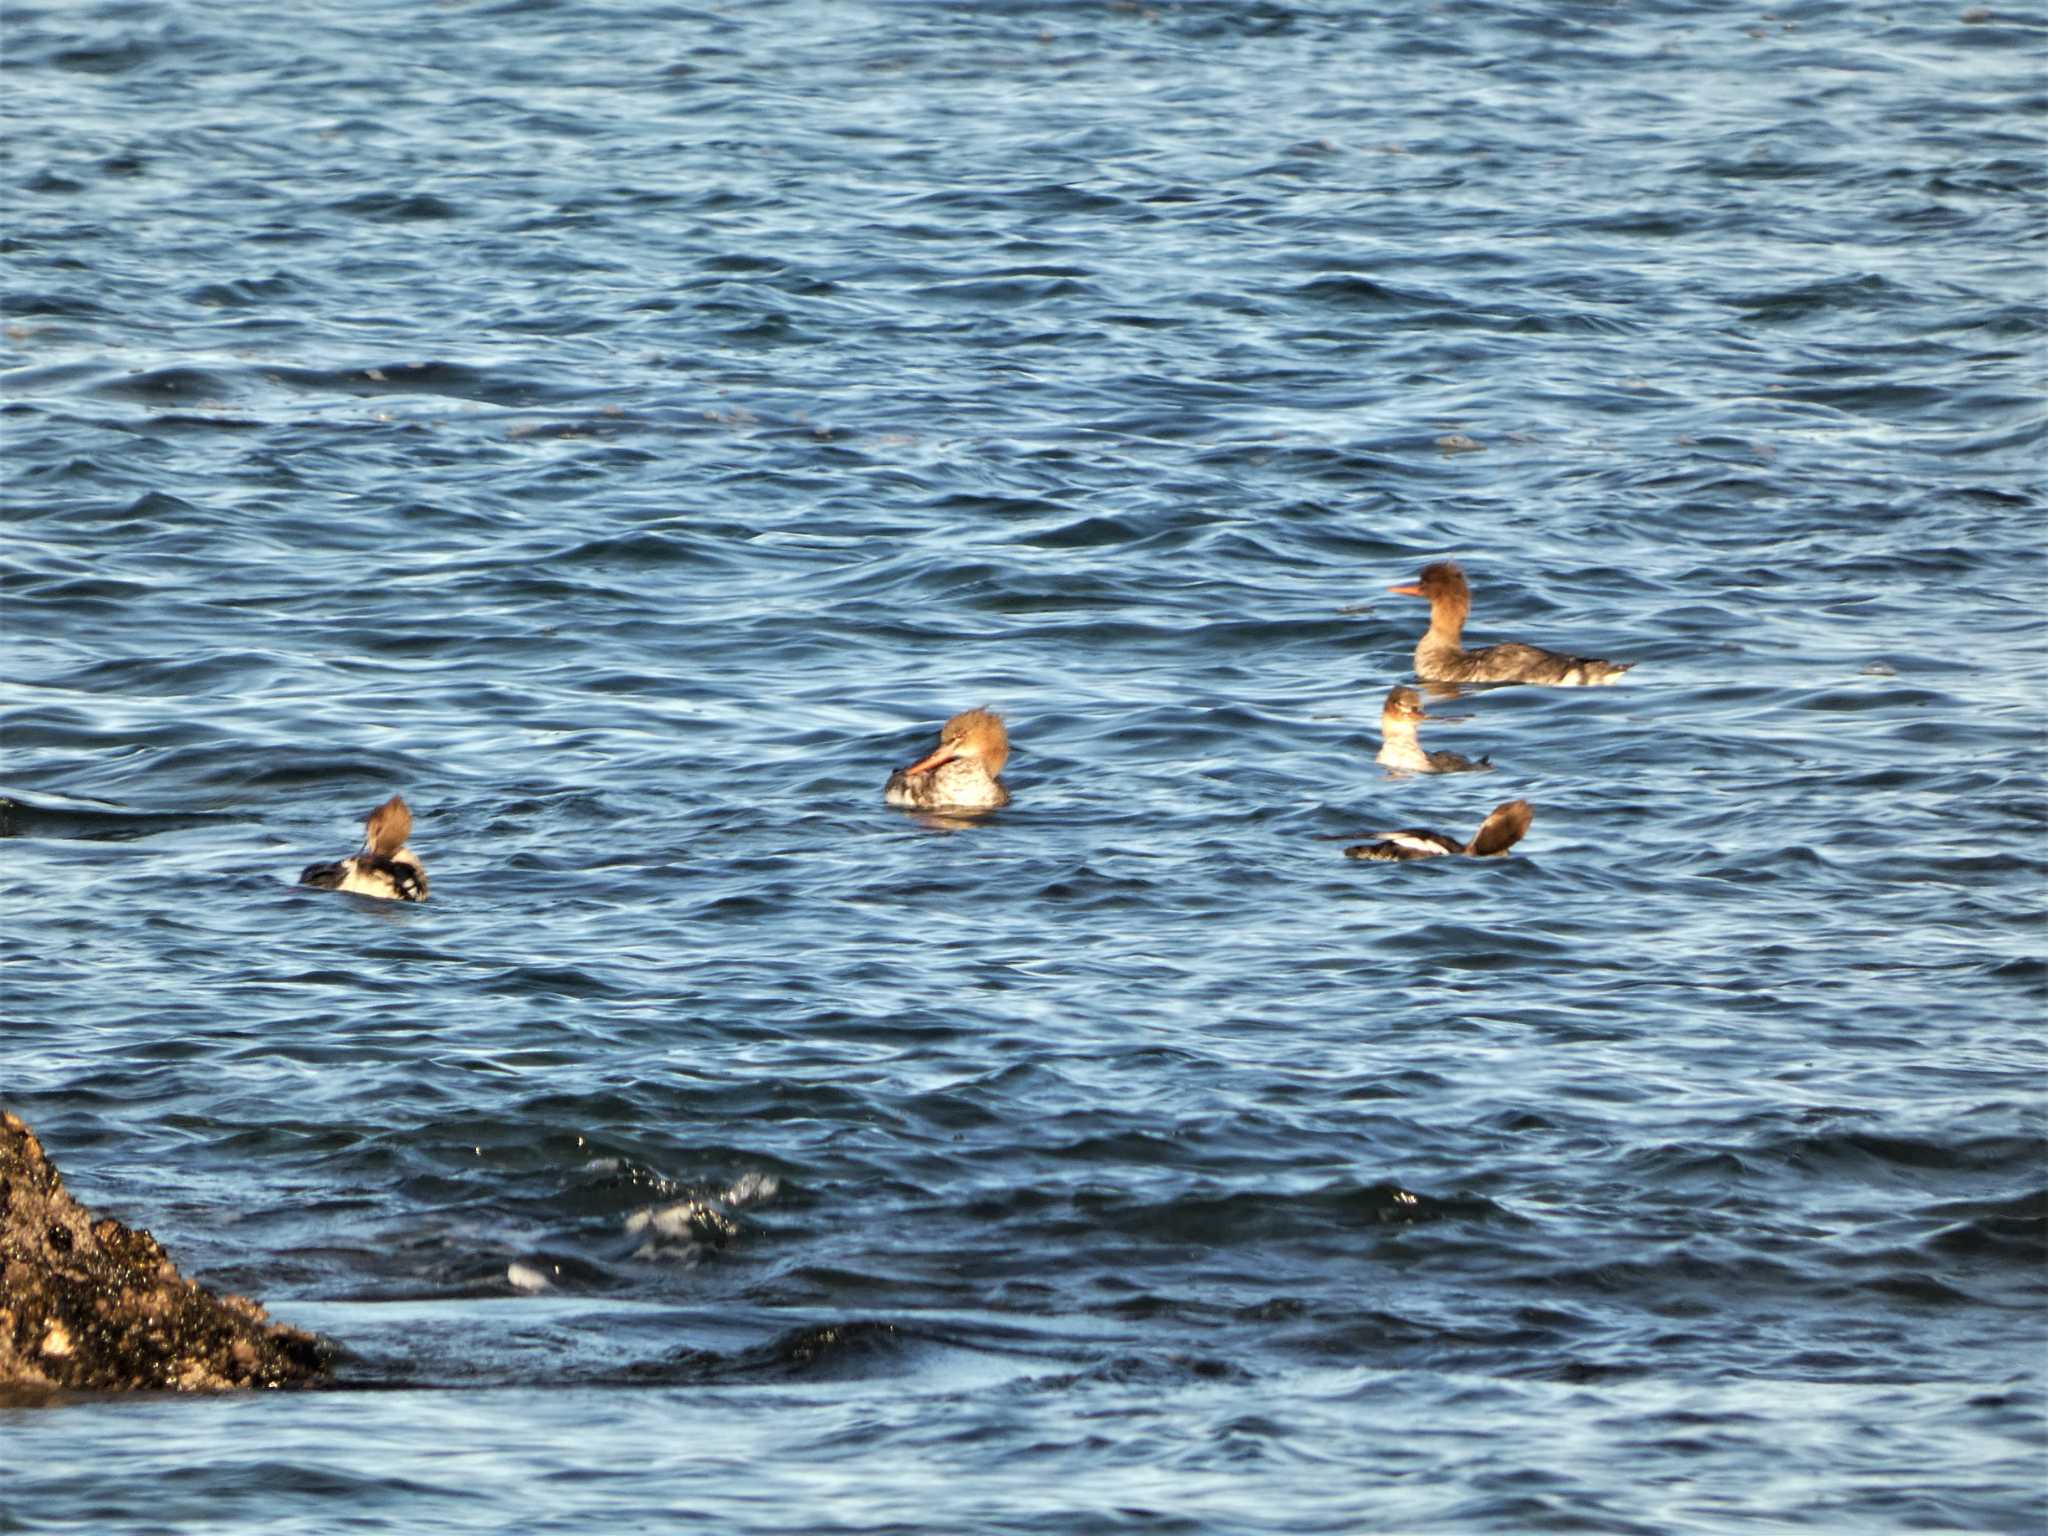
<box><xmin>1390</xmin><ymin>561</ymin><xmax>1630</xmax><ymax>686</ymax></box>
<box><xmin>300</xmin><ymin>794</ymin><xmax>430</xmax><ymax>901</ymax></box>
<box><xmin>1377</xmin><ymin>685</ymin><xmax>1493</xmax><ymax>775</ymax></box>
<box><xmin>884</xmin><ymin>708</ymin><xmax>1012</xmax><ymax>811</ymax></box>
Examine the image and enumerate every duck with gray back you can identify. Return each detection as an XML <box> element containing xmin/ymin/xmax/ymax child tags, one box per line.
<box><xmin>300</xmin><ymin>794</ymin><xmax>429</xmax><ymax>901</ymax></box>
<box><xmin>884</xmin><ymin>708</ymin><xmax>1012</xmax><ymax>811</ymax></box>
<box><xmin>1390</xmin><ymin>562</ymin><xmax>1630</xmax><ymax>686</ymax></box>
<box><xmin>1377</xmin><ymin>685</ymin><xmax>1493</xmax><ymax>774</ymax></box>
<box><xmin>1345</xmin><ymin>799</ymin><xmax>1533</xmax><ymax>862</ymax></box>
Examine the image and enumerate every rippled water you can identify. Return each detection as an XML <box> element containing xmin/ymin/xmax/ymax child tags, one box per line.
<box><xmin>4</xmin><ymin>1</ymin><xmax>2044</xmax><ymax>1531</ymax></box>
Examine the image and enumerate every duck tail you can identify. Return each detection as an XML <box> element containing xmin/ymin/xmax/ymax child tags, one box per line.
<box><xmin>1465</xmin><ymin>800</ymin><xmax>1532</xmax><ymax>857</ymax></box>
<box><xmin>365</xmin><ymin>795</ymin><xmax>413</xmax><ymax>856</ymax></box>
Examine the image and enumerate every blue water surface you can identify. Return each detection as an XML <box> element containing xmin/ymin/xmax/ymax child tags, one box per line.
<box><xmin>3</xmin><ymin>1</ymin><xmax>2044</xmax><ymax>1531</ymax></box>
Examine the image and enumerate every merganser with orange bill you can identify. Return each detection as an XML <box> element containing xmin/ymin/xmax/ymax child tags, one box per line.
<box><xmin>1344</xmin><ymin>799</ymin><xmax>1532</xmax><ymax>861</ymax></box>
<box><xmin>1377</xmin><ymin>685</ymin><xmax>1492</xmax><ymax>775</ymax></box>
<box><xmin>300</xmin><ymin>794</ymin><xmax>429</xmax><ymax>901</ymax></box>
<box><xmin>1390</xmin><ymin>562</ymin><xmax>1630</xmax><ymax>685</ymax></box>
<box><xmin>884</xmin><ymin>707</ymin><xmax>1012</xmax><ymax>811</ymax></box>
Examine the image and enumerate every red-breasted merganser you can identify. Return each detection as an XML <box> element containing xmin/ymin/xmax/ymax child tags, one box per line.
<box><xmin>300</xmin><ymin>794</ymin><xmax>429</xmax><ymax>901</ymax></box>
<box><xmin>884</xmin><ymin>708</ymin><xmax>1012</xmax><ymax>811</ymax></box>
<box><xmin>1377</xmin><ymin>685</ymin><xmax>1492</xmax><ymax>775</ymax></box>
<box><xmin>1390</xmin><ymin>562</ymin><xmax>1630</xmax><ymax>686</ymax></box>
<box><xmin>1345</xmin><ymin>799</ymin><xmax>1532</xmax><ymax>861</ymax></box>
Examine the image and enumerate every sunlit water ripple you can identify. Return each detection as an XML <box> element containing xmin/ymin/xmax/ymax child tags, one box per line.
<box><xmin>3</xmin><ymin>1</ymin><xmax>2044</xmax><ymax>1531</ymax></box>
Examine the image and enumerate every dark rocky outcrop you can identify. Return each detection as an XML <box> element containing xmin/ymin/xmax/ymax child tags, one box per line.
<box><xmin>1</xmin><ymin>1110</ymin><xmax>332</xmax><ymax>1394</ymax></box>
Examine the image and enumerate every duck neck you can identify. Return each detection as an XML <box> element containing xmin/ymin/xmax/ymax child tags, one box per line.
<box><xmin>1416</xmin><ymin>596</ymin><xmax>1467</xmax><ymax>662</ymax></box>
<box><xmin>1377</xmin><ymin>719</ymin><xmax>1429</xmax><ymax>770</ymax></box>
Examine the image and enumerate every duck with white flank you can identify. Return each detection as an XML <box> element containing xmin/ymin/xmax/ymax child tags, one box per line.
<box><xmin>300</xmin><ymin>794</ymin><xmax>430</xmax><ymax>901</ymax></box>
<box><xmin>884</xmin><ymin>708</ymin><xmax>1012</xmax><ymax>812</ymax></box>
<box><xmin>1377</xmin><ymin>685</ymin><xmax>1492</xmax><ymax>775</ymax></box>
<box><xmin>1344</xmin><ymin>799</ymin><xmax>1532</xmax><ymax>862</ymax></box>
<box><xmin>1390</xmin><ymin>562</ymin><xmax>1630</xmax><ymax>686</ymax></box>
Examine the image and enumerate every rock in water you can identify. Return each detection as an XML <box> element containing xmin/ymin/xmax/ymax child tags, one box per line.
<box><xmin>0</xmin><ymin>1111</ymin><xmax>332</xmax><ymax>1394</ymax></box>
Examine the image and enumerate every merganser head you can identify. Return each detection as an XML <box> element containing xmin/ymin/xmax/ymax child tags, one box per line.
<box><xmin>363</xmin><ymin>794</ymin><xmax>413</xmax><ymax>856</ymax></box>
<box><xmin>1388</xmin><ymin>561</ymin><xmax>1470</xmax><ymax>612</ymax></box>
<box><xmin>1381</xmin><ymin>685</ymin><xmax>1428</xmax><ymax>723</ymax></box>
<box><xmin>903</xmin><ymin>707</ymin><xmax>1009</xmax><ymax>780</ymax></box>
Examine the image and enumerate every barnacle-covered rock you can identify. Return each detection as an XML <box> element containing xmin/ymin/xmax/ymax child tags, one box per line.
<box><xmin>0</xmin><ymin>1111</ymin><xmax>331</xmax><ymax>1395</ymax></box>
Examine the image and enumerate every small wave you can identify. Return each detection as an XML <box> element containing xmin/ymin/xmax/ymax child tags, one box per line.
<box><xmin>87</xmin><ymin>366</ymin><xmax>238</xmax><ymax>404</ymax></box>
<box><xmin>0</xmin><ymin>792</ymin><xmax>230</xmax><ymax>843</ymax></box>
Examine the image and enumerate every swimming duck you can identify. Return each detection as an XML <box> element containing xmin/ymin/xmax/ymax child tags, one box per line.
<box><xmin>1344</xmin><ymin>799</ymin><xmax>1532</xmax><ymax>861</ymax></box>
<box><xmin>1389</xmin><ymin>562</ymin><xmax>1630</xmax><ymax>686</ymax></box>
<box><xmin>884</xmin><ymin>708</ymin><xmax>1012</xmax><ymax>811</ymax></box>
<box><xmin>1377</xmin><ymin>685</ymin><xmax>1492</xmax><ymax>775</ymax></box>
<box><xmin>300</xmin><ymin>794</ymin><xmax>429</xmax><ymax>901</ymax></box>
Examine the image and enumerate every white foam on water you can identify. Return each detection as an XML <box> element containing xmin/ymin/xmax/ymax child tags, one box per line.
<box><xmin>724</xmin><ymin>1171</ymin><xmax>779</xmax><ymax>1208</ymax></box>
<box><xmin>506</xmin><ymin>1262</ymin><xmax>552</xmax><ymax>1293</ymax></box>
